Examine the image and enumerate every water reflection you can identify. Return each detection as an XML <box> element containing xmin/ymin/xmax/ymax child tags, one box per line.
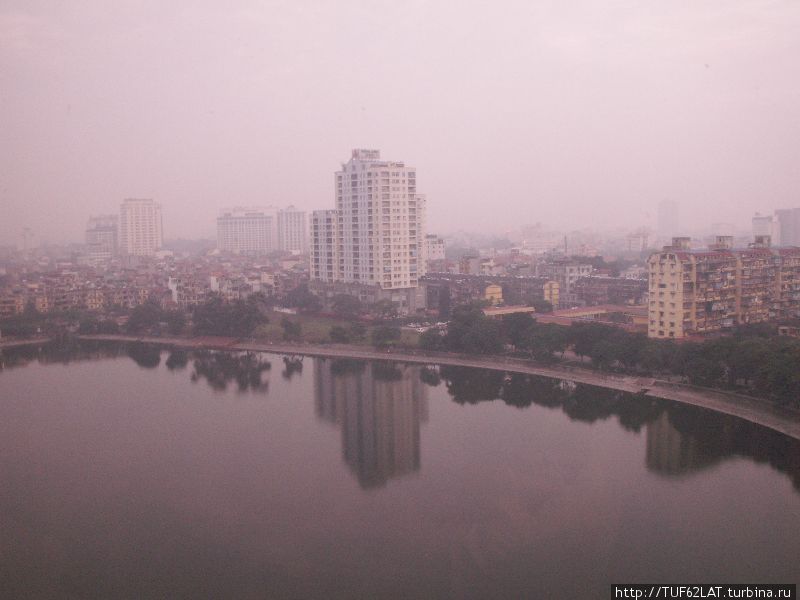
<box><xmin>281</xmin><ymin>355</ymin><xmax>303</xmax><ymax>380</ymax></box>
<box><xmin>436</xmin><ymin>366</ymin><xmax>800</xmax><ymax>490</ymax></box>
<box><xmin>2</xmin><ymin>339</ymin><xmax>799</xmax><ymax>491</ymax></box>
<box><xmin>646</xmin><ymin>409</ymin><xmax>800</xmax><ymax>489</ymax></box>
<box><xmin>314</xmin><ymin>358</ymin><xmax>428</xmax><ymax>489</ymax></box>
<box><xmin>189</xmin><ymin>350</ymin><xmax>271</xmax><ymax>393</ymax></box>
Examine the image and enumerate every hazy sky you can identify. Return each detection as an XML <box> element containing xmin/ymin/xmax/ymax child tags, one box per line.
<box><xmin>2</xmin><ymin>0</ymin><xmax>799</xmax><ymax>245</ymax></box>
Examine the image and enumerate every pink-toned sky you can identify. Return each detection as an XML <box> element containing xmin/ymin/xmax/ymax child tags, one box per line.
<box><xmin>1</xmin><ymin>0</ymin><xmax>798</xmax><ymax>245</ymax></box>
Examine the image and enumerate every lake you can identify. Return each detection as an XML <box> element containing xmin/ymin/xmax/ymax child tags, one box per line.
<box><xmin>1</xmin><ymin>340</ymin><xmax>798</xmax><ymax>599</ymax></box>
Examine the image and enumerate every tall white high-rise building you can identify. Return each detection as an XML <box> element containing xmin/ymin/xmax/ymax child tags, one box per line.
<box><xmin>752</xmin><ymin>212</ymin><xmax>777</xmax><ymax>244</ymax></box>
<box><xmin>119</xmin><ymin>199</ymin><xmax>163</xmax><ymax>256</ymax></box>
<box><xmin>775</xmin><ymin>208</ymin><xmax>800</xmax><ymax>247</ymax></box>
<box><xmin>311</xmin><ymin>149</ymin><xmax>426</xmax><ymax>290</ymax></box>
<box><xmin>277</xmin><ymin>206</ymin><xmax>308</xmax><ymax>254</ymax></box>
<box><xmin>217</xmin><ymin>207</ymin><xmax>276</xmax><ymax>255</ymax></box>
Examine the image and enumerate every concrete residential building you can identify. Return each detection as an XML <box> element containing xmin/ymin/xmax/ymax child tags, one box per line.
<box><xmin>775</xmin><ymin>208</ymin><xmax>800</xmax><ymax>247</ymax></box>
<box><xmin>85</xmin><ymin>215</ymin><xmax>118</xmax><ymax>260</ymax></box>
<box><xmin>536</xmin><ymin>259</ymin><xmax>593</xmax><ymax>306</ymax></box>
<box><xmin>277</xmin><ymin>206</ymin><xmax>307</xmax><ymax>254</ymax></box>
<box><xmin>217</xmin><ymin>207</ymin><xmax>276</xmax><ymax>255</ymax></box>
<box><xmin>752</xmin><ymin>213</ymin><xmax>777</xmax><ymax>243</ymax></box>
<box><xmin>425</xmin><ymin>234</ymin><xmax>445</xmax><ymax>261</ymax></box>
<box><xmin>310</xmin><ymin>149</ymin><xmax>427</xmax><ymax>312</ymax></box>
<box><xmin>119</xmin><ymin>199</ymin><xmax>163</xmax><ymax>256</ymax></box>
<box><xmin>647</xmin><ymin>236</ymin><xmax>800</xmax><ymax>339</ymax></box>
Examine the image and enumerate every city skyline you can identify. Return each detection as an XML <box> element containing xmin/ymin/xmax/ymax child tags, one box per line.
<box><xmin>3</xmin><ymin>1</ymin><xmax>799</xmax><ymax>244</ymax></box>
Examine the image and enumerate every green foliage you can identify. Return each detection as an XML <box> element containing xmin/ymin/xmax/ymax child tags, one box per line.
<box><xmin>372</xmin><ymin>299</ymin><xmax>398</xmax><ymax>320</ymax></box>
<box><xmin>164</xmin><ymin>310</ymin><xmax>186</xmax><ymax>335</ymax></box>
<box><xmin>78</xmin><ymin>317</ymin><xmax>120</xmax><ymax>335</ymax></box>
<box><xmin>419</xmin><ymin>328</ymin><xmax>445</xmax><ymax>351</ymax></box>
<box><xmin>280</xmin><ymin>317</ymin><xmax>302</xmax><ymax>341</ymax></box>
<box><xmin>520</xmin><ymin>322</ymin><xmax>569</xmax><ymax>362</ymax></box>
<box><xmin>371</xmin><ymin>325</ymin><xmax>402</xmax><ymax>348</ymax></box>
<box><xmin>331</xmin><ymin>294</ymin><xmax>363</xmax><ymax>319</ymax></box>
<box><xmin>283</xmin><ymin>285</ymin><xmax>322</xmax><ymax>313</ymax></box>
<box><xmin>349</xmin><ymin>322</ymin><xmax>367</xmax><ymax>341</ymax></box>
<box><xmin>329</xmin><ymin>325</ymin><xmax>351</xmax><ymax>343</ymax></box>
<box><xmin>193</xmin><ymin>296</ymin><xmax>267</xmax><ymax>337</ymax></box>
<box><xmin>126</xmin><ymin>301</ymin><xmax>164</xmax><ymax>334</ymax></box>
<box><xmin>443</xmin><ymin>303</ymin><xmax>505</xmax><ymax>354</ymax></box>
<box><xmin>501</xmin><ymin>312</ymin><xmax>536</xmax><ymax>348</ymax></box>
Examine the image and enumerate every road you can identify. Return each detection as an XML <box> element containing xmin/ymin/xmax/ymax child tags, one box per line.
<box><xmin>72</xmin><ymin>334</ymin><xmax>800</xmax><ymax>441</ymax></box>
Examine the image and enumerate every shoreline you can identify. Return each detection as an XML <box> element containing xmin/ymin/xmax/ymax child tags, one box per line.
<box><xmin>14</xmin><ymin>333</ymin><xmax>800</xmax><ymax>441</ymax></box>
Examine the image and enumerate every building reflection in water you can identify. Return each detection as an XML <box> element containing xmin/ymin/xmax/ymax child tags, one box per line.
<box><xmin>646</xmin><ymin>407</ymin><xmax>800</xmax><ymax>490</ymax></box>
<box><xmin>314</xmin><ymin>359</ymin><xmax>428</xmax><ymax>489</ymax></box>
<box><xmin>645</xmin><ymin>412</ymin><xmax>726</xmax><ymax>476</ymax></box>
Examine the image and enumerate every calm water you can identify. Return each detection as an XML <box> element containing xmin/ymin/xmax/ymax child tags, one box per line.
<box><xmin>1</xmin><ymin>341</ymin><xmax>799</xmax><ymax>599</ymax></box>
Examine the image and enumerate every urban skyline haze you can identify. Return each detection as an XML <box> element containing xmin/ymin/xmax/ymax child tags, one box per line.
<box><xmin>2</xmin><ymin>0</ymin><xmax>799</xmax><ymax>244</ymax></box>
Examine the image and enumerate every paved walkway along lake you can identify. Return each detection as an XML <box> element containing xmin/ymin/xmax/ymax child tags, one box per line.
<box><xmin>70</xmin><ymin>333</ymin><xmax>800</xmax><ymax>441</ymax></box>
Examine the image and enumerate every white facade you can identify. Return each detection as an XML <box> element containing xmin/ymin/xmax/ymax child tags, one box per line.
<box><xmin>119</xmin><ymin>199</ymin><xmax>163</xmax><ymax>256</ymax></box>
<box><xmin>425</xmin><ymin>234</ymin><xmax>445</xmax><ymax>262</ymax></box>
<box><xmin>752</xmin><ymin>213</ymin><xmax>777</xmax><ymax>244</ymax></box>
<box><xmin>277</xmin><ymin>206</ymin><xmax>308</xmax><ymax>254</ymax></box>
<box><xmin>311</xmin><ymin>149</ymin><xmax>427</xmax><ymax>290</ymax></box>
<box><xmin>217</xmin><ymin>207</ymin><xmax>276</xmax><ymax>255</ymax></box>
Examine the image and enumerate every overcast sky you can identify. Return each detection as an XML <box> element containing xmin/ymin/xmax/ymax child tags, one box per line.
<box><xmin>1</xmin><ymin>0</ymin><xmax>798</xmax><ymax>245</ymax></box>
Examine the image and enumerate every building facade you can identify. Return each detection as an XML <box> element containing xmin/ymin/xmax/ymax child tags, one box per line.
<box><xmin>647</xmin><ymin>236</ymin><xmax>800</xmax><ymax>338</ymax></box>
<box><xmin>217</xmin><ymin>207</ymin><xmax>276</xmax><ymax>255</ymax></box>
<box><xmin>85</xmin><ymin>215</ymin><xmax>118</xmax><ymax>260</ymax></box>
<box><xmin>536</xmin><ymin>259</ymin><xmax>593</xmax><ymax>306</ymax></box>
<box><xmin>775</xmin><ymin>208</ymin><xmax>800</xmax><ymax>247</ymax></box>
<box><xmin>310</xmin><ymin>149</ymin><xmax>427</xmax><ymax>311</ymax></box>
<box><xmin>277</xmin><ymin>206</ymin><xmax>307</xmax><ymax>254</ymax></box>
<box><xmin>119</xmin><ymin>199</ymin><xmax>163</xmax><ymax>256</ymax></box>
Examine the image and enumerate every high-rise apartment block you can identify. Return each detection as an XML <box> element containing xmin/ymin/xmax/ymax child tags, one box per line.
<box><xmin>85</xmin><ymin>215</ymin><xmax>118</xmax><ymax>260</ymax></box>
<box><xmin>217</xmin><ymin>206</ymin><xmax>307</xmax><ymax>255</ymax></box>
<box><xmin>311</xmin><ymin>149</ymin><xmax>426</xmax><ymax>299</ymax></box>
<box><xmin>775</xmin><ymin>208</ymin><xmax>800</xmax><ymax>247</ymax></box>
<box><xmin>425</xmin><ymin>234</ymin><xmax>445</xmax><ymax>264</ymax></box>
<box><xmin>752</xmin><ymin>213</ymin><xmax>776</xmax><ymax>241</ymax></box>
<box><xmin>119</xmin><ymin>199</ymin><xmax>163</xmax><ymax>256</ymax></box>
<box><xmin>647</xmin><ymin>236</ymin><xmax>800</xmax><ymax>338</ymax></box>
<box><xmin>277</xmin><ymin>206</ymin><xmax>308</xmax><ymax>254</ymax></box>
<box><xmin>217</xmin><ymin>207</ymin><xmax>276</xmax><ymax>255</ymax></box>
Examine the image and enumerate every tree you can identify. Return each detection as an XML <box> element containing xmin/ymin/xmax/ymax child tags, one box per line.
<box><xmin>193</xmin><ymin>296</ymin><xmax>267</xmax><ymax>337</ymax></box>
<box><xmin>281</xmin><ymin>317</ymin><xmax>302</xmax><ymax>341</ymax></box>
<box><xmin>164</xmin><ymin>309</ymin><xmax>186</xmax><ymax>335</ymax></box>
<box><xmin>283</xmin><ymin>285</ymin><xmax>322</xmax><ymax>313</ymax></box>
<box><xmin>96</xmin><ymin>319</ymin><xmax>120</xmax><ymax>334</ymax></box>
<box><xmin>126</xmin><ymin>301</ymin><xmax>163</xmax><ymax>334</ymax></box>
<box><xmin>372</xmin><ymin>325</ymin><xmax>401</xmax><ymax>348</ymax></box>
<box><xmin>348</xmin><ymin>322</ymin><xmax>367</xmax><ymax>341</ymax></box>
<box><xmin>444</xmin><ymin>303</ymin><xmax>505</xmax><ymax>354</ymax></box>
<box><xmin>501</xmin><ymin>312</ymin><xmax>535</xmax><ymax>348</ymax></box>
<box><xmin>372</xmin><ymin>299</ymin><xmax>398</xmax><ymax>320</ymax></box>
<box><xmin>331</xmin><ymin>294</ymin><xmax>363</xmax><ymax>319</ymax></box>
<box><xmin>329</xmin><ymin>325</ymin><xmax>351</xmax><ymax>343</ymax></box>
<box><xmin>523</xmin><ymin>323</ymin><xmax>568</xmax><ymax>362</ymax></box>
<box><xmin>438</xmin><ymin>286</ymin><xmax>452</xmax><ymax>320</ymax></box>
<box><xmin>419</xmin><ymin>328</ymin><xmax>445</xmax><ymax>351</ymax></box>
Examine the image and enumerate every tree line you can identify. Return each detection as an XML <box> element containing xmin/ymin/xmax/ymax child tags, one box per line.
<box><xmin>420</xmin><ymin>303</ymin><xmax>800</xmax><ymax>407</ymax></box>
